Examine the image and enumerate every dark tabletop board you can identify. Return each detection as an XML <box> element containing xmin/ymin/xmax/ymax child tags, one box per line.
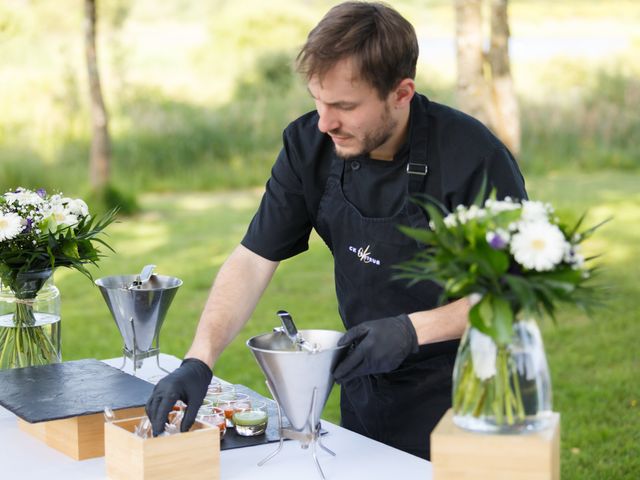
<box><xmin>0</xmin><ymin>359</ymin><xmax>154</xmax><ymax>423</ymax></box>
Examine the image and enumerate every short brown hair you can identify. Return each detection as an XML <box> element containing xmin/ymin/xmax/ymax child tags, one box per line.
<box><xmin>296</xmin><ymin>2</ymin><xmax>418</xmax><ymax>99</ymax></box>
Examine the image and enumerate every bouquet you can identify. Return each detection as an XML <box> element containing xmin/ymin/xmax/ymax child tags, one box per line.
<box><xmin>397</xmin><ymin>191</ymin><xmax>605</xmax><ymax>428</ymax></box>
<box><xmin>0</xmin><ymin>187</ymin><xmax>116</xmax><ymax>368</ymax></box>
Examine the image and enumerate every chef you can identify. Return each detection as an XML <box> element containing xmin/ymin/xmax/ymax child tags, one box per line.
<box><xmin>146</xmin><ymin>1</ymin><xmax>527</xmax><ymax>460</ymax></box>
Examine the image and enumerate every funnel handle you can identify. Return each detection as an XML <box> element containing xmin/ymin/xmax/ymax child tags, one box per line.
<box><xmin>277</xmin><ymin>310</ymin><xmax>299</xmax><ymax>343</ymax></box>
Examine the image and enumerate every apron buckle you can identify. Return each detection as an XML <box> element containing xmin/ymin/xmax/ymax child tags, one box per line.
<box><xmin>406</xmin><ymin>163</ymin><xmax>428</xmax><ymax>176</ymax></box>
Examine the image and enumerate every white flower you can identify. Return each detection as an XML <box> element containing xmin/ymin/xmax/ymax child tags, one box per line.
<box><xmin>485</xmin><ymin>198</ymin><xmax>520</xmax><ymax>214</ymax></box>
<box><xmin>470</xmin><ymin>329</ymin><xmax>497</xmax><ymax>380</ymax></box>
<box><xmin>65</xmin><ymin>198</ymin><xmax>89</xmax><ymax>218</ymax></box>
<box><xmin>454</xmin><ymin>205</ymin><xmax>487</xmax><ymax>225</ymax></box>
<box><xmin>47</xmin><ymin>205</ymin><xmax>79</xmax><ymax>228</ymax></box>
<box><xmin>563</xmin><ymin>243</ymin><xmax>585</xmax><ymax>269</ymax></box>
<box><xmin>0</xmin><ymin>212</ymin><xmax>23</xmax><ymax>241</ymax></box>
<box><xmin>511</xmin><ymin>221</ymin><xmax>568</xmax><ymax>271</ymax></box>
<box><xmin>443</xmin><ymin>214</ymin><xmax>457</xmax><ymax>228</ymax></box>
<box><xmin>3</xmin><ymin>188</ymin><xmax>43</xmax><ymax>207</ymax></box>
<box><xmin>521</xmin><ymin>200</ymin><xmax>552</xmax><ymax>223</ymax></box>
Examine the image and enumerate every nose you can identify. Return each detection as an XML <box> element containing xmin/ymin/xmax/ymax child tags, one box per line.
<box><xmin>316</xmin><ymin>104</ymin><xmax>339</xmax><ymax>134</ymax></box>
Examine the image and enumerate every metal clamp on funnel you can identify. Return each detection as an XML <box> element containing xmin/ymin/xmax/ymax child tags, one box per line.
<box><xmin>95</xmin><ymin>266</ymin><xmax>182</xmax><ymax>375</ymax></box>
<box><xmin>247</xmin><ymin>311</ymin><xmax>348</xmax><ymax>480</ymax></box>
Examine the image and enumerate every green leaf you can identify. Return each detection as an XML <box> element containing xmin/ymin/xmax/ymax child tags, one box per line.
<box><xmin>491</xmin><ymin>295</ymin><xmax>514</xmax><ymax>346</ymax></box>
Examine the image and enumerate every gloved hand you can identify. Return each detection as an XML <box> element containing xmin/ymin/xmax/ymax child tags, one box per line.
<box><xmin>332</xmin><ymin>314</ymin><xmax>419</xmax><ymax>383</ymax></box>
<box><xmin>145</xmin><ymin>357</ymin><xmax>213</xmax><ymax>436</ymax></box>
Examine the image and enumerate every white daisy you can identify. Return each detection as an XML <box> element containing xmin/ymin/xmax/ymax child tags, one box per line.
<box><xmin>0</xmin><ymin>212</ymin><xmax>23</xmax><ymax>241</ymax></box>
<box><xmin>510</xmin><ymin>221</ymin><xmax>568</xmax><ymax>271</ymax></box>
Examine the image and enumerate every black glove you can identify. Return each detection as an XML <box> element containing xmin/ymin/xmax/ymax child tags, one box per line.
<box><xmin>332</xmin><ymin>314</ymin><xmax>419</xmax><ymax>383</ymax></box>
<box><xmin>145</xmin><ymin>357</ymin><xmax>213</xmax><ymax>436</ymax></box>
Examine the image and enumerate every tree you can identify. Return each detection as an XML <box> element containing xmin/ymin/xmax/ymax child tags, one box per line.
<box><xmin>454</xmin><ymin>0</ymin><xmax>520</xmax><ymax>156</ymax></box>
<box><xmin>84</xmin><ymin>0</ymin><xmax>111</xmax><ymax>191</ymax></box>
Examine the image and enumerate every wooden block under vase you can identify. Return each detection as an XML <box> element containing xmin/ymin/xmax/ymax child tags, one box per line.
<box><xmin>18</xmin><ymin>406</ymin><xmax>145</xmax><ymax>461</ymax></box>
<box><xmin>431</xmin><ymin>409</ymin><xmax>560</xmax><ymax>480</ymax></box>
<box><xmin>104</xmin><ymin>415</ymin><xmax>220</xmax><ymax>480</ymax></box>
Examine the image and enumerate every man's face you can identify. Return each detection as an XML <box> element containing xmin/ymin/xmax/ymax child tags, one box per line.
<box><xmin>307</xmin><ymin>59</ymin><xmax>398</xmax><ymax>159</ymax></box>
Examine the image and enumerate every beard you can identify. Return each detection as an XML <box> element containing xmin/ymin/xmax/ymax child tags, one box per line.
<box><xmin>332</xmin><ymin>104</ymin><xmax>397</xmax><ymax>159</ymax></box>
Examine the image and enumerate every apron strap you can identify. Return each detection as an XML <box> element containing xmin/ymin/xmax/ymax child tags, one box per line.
<box><xmin>405</xmin><ymin>108</ymin><xmax>429</xmax><ymax>195</ymax></box>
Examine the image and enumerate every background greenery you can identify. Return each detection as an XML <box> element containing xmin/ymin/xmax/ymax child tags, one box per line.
<box><xmin>1</xmin><ymin>1</ymin><xmax>638</xmax><ymax>478</ymax></box>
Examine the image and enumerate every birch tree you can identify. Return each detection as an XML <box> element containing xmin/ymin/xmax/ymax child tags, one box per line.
<box><xmin>454</xmin><ymin>0</ymin><xmax>520</xmax><ymax>156</ymax></box>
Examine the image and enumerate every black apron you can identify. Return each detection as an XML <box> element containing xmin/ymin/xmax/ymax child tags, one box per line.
<box><xmin>314</xmin><ymin>119</ymin><xmax>459</xmax><ymax>460</ymax></box>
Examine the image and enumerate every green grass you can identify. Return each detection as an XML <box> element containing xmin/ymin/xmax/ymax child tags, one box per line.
<box><xmin>53</xmin><ymin>171</ymin><xmax>640</xmax><ymax>478</ymax></box>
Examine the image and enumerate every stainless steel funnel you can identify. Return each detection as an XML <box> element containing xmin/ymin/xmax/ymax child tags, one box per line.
<box><xmin>95</xmin><ymin>274</ymin><xmax>182</xmax><ymax>372</ymax></box>
<box><xmin>247</xmin><ymin>329</ymin><xmax>347</xmax><ymax>479</ymax></box>
<box><xmin>248</xmin><ymin>329</ymin><xmax>345</xmax><ymax>432</ymax></box>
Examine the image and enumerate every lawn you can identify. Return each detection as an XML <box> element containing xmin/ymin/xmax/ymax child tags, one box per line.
<box><xmin>55</xmin><ymin>171</ymin><xmax>639</xmax><ymax>479</ymax></box>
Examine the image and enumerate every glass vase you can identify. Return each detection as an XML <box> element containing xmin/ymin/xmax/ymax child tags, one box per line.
<box><xmin>452</xmin><ymin>318</ymin><xmax>552</xmax><ymax>433</ymax></box>
<box><xmin>0</xmin><ymin>269</ymin><xmax>61</xmax><ymax>369</ymax></box>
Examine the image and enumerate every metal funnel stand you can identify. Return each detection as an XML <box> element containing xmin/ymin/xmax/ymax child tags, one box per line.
<box><xmin>95</xmin><ymin>270</ymin><xmax>182</xmax><ymax>375</ymax></box>
<box><xmin>247</xmin><ymin>326</ymin><xmax>347</xmax><ymax>480</ymax></box>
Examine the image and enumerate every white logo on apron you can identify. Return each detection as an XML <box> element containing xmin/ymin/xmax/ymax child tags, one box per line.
<box><xmin>348</xmin><ymin>245</ymin><xmax>381</xmax><ymax>266</ymax></box>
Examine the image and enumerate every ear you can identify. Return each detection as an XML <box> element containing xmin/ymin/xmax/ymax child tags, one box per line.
<box><xmin>390</xmin><ymin>78</ymin><xmax>415</xmax><ymax>108</ymax></box>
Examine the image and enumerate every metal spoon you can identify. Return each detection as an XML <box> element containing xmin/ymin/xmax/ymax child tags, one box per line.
<box><xmin>276</xmin><ymin>310</ymin><xmax>319</xmax><ymax>353</ymax></box>
<box><xmin>129</xmin><ymin>264</ymin><xmax>156</xmax><ymax>289</ymax></box>
<box><xmin>103</xmin><ymin>406</ymin><xmax>115</xmax><ymax>423</ymax></box>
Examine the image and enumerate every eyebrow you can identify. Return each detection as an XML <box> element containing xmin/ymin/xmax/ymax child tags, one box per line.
<box><xmin>306</xmin><ymin>88</ymin><xmax>358</xmax><ymax>109</ymax></box>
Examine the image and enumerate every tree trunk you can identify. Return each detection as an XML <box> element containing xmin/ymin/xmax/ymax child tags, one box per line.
<box><xmin>455</xmin><ymin>0</ymin><xmax>521</xmax><ymax>156</ymax></box>
<box><xmin>488</xmin><ymin>0</ymin><xmax>520</xmax><ymax>155</ymax></box>
<box><xmin>84</xmin><ymin>0</ymin><xmax>111</xmax><ymax>190</ymax></box>
<box><xmin>454</xmin><ymin>0</ymin><xmax>493</xmax><ymax>127</ymax></box>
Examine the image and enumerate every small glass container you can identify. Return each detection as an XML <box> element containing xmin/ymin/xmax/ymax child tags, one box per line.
<box><xmin>217</xmin><ymin>394</ymin><xmax>250</xmax><ymax>428</ymax></box>
<box><xmin>233</xmin><ymin>400</ymin><xmax>268</xmax><ymax>437</ymax></box>
<box><xmin>205</xmin><ymin>384</ymin><xmax>236</xmax><ymax>404</ymax></box>
<box><xmin>197</xmin><ymin>408</ymin><xmax>227</xmax><ymax>438</ymax></box>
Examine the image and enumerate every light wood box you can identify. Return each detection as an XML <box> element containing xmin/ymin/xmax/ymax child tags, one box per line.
<box><xmin>431</xmin><ymin>409</ymin><xmax>560</xmax><ymax>480</ymax></box>
<box><xmin>104</xmin><ymin>415</ymin><xmax>220</xmax><ymax>480</ymax></box>
<box><xmin>18</xmin><ymin>406</ymin><xmax>145</xmax><ymax>461</ymax></box>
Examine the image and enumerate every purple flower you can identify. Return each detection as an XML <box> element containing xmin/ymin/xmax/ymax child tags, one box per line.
<box><xmin>22</xmin><ymin>217</ymin><xmax>34</xmax><ymax>233</ymax></box>
<box><xmin>36</xmin><ymin>188</ymin><xmax>47</xmax><ymax>198</ymax></box>
<box><xmin>486</xmin><ymin>231</ymin><xmax>508</xmax><ymax>250</ymax></box>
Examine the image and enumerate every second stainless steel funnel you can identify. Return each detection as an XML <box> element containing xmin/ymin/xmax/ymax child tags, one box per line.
<box><xmin>95</xmin><ymin>274</ymin><xmax>182</xmax><ymax>355</ymax></box>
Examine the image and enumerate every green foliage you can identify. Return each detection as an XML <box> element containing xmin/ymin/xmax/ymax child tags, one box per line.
<box><xmin>2</xmin><ymin>2</ymin><xmax>638</xmax><ymax>197</ymax></box>
<box><xmin>398</xmin><ymin>197</ymin><xmax>605</xmax><ymax>345</ymax></box>
<box><xmin>0</xmin><ymin>189</ymin><xmax>117</xmax><ymax>288</ymax></box>
<box><xmin>85</xmin><ymin>184</ymin><xmax>139</xmax><ymax>217</ymax></box>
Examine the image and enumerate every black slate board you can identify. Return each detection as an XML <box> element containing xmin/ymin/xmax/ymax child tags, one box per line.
<box><xmin>0</xmin><ymin>359</ymin><xmax>154</xmax><ymax>423</ymax></box>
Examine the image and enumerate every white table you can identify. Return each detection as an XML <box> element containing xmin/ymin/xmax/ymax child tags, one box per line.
<box><xmin>0</xmin><ymin>354</ymin><xmax>431</xmax><ymax>480</ymax></box>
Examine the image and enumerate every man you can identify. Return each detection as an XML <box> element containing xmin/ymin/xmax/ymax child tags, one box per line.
<box><xmin>146</xmin><ymin>1</ymin><xmax>526</xmax><ymax>460</ymax></box>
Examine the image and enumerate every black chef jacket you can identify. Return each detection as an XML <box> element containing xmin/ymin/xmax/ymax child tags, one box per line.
<box><xmin>242</xmin><ymin>93</ymin><xmax>526</xmax><ymax>261</ymax></box>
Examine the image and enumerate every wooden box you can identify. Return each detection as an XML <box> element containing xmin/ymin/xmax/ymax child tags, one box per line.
<box><xmin>18</xmin><ymin>406</ymin><xmax>145</xmax><ymax>460</ymax></box>
<box><xmin>431</xmin><ymin>409</ymin><xmax>560</xmax><ymax>480</ymax></box>
<box><xmin>104</xmin><ymin>415</ymin><xmax>220</xmax><ymax>480</ymax></box>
